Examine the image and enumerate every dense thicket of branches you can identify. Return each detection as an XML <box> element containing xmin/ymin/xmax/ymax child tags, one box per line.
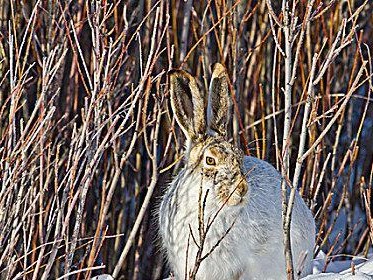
<box><xmin>0</xmin><ymin>0</ymin><xmax>372</xmax><ymax>279</ymax></box>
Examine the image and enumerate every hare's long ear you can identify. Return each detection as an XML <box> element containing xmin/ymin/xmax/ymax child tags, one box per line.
<box><xmin>207</xmin><ymin>63</ymin><xmax>231</xmax><ymax>137</ymax></box>
<box><xmin>169</xmin><ymin>70</ymin><xmax>206</xmax><ymax>141</ymax></box>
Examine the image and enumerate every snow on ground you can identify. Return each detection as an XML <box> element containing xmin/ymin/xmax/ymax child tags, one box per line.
<box><xmin>91</xmin><ymin>252</ymin><xmax>373</xmax><ymax>279</ymax></box>
<box><xmin>302</xmin><ymin>251</ymin><xmax>373</xmax><ymax>279</ymax></box>
<box><xmin>91</xmin><ymin>275</ymin><xmax>114</xmax><ymax>280</ymax></box>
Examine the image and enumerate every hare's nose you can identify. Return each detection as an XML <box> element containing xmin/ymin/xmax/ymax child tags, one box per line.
<box><xmin>237</xmin><ymin>180</ymin><xmax>248</xmax><ymax>197</ymax></box>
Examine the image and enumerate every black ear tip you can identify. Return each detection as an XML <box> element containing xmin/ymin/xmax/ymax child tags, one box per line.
<box><xmin>168</xmin><ymin>69</ymin><xmax>180</xmax><ymax>76</ymax></box>
<box><xmin>169</xmin><ymin>69</ymin><xmax>185</xmax><ymax>83</ymax></box>
<box><xmin>169</xmin><ymin>69</ymin><xmax>194</xmax><ymax>83</ymax></box>
<box><xmin>169</xmin><ymin>69</ymin><xmax>182</xmax><ymax>80</ymax></box>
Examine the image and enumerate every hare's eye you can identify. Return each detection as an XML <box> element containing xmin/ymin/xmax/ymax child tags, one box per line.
<box><xmin>206</xmin><ymin>156</ymin><xmax>216</xmax><ymax>166</ymax></box>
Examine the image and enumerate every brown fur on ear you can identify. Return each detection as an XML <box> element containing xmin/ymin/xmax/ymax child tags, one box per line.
<box><xmin>207</xmin><ymin>63</ymin><xmax>231</xmax><ymax>137</ymax></box>
<box><xmin>169</xmin><ymin>70</ymin><xmax>206</xmax><ymax>141</ymax></box>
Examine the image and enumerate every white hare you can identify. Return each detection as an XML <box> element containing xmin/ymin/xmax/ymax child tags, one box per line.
<box><xmin>159</xmin><ymin>63</ymin><xmax>315</xmax><ymax>280</ymax></box>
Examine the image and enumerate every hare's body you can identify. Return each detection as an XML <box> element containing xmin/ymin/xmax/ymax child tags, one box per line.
<box><xmin>160</xmin><ymin>156</ymin><xmax>315</xmax><ymax>280</ymax></box>
<box><xmin>159</xmin><ymin>64</ymin><xmax>315</xmax><ymax>280</ymax></box>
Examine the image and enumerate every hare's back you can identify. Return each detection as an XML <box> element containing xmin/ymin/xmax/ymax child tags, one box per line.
<box><xmin>242</xmin><ymin>155</ymin><xmax>315</xmax><ymax>240</ymax></box>
<box><xmin>243</xmin><ymin>156</ymin><xmax>283</xmax><ymax>197</ymax></box>
<box><xmin>242</xmin><ymin>155</ymin><xmax>314</xmax><ymax>222</ymax></box>
<box><xmin>242</xmin><ymin>156</ymin><xmax>315</xmax><ymax>276</ymax></box>
<box><xmin>243</xmin><ymin>156</ymin><xmax>282</xmax><ymax>180</ymax></box>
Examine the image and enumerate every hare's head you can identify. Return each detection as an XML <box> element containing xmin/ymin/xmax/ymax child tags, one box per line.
<box><xmin>169</xmin><ymin>63</ymin><xmax>248</xmax><ymax>206</ymax></box>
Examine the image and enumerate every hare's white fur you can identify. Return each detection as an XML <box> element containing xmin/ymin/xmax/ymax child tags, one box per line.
<box><xmin>159</xmin><ymin>64</ymin><xmax>315</xmax><ymax>280</ymax></box>
<box><xmin>160</xmin><ymin>156</ymin><xmax>315</xmax><ymax>280</ymax></box>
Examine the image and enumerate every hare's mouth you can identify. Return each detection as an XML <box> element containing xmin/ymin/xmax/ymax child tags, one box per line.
<box><xmin>200</xmin><ymin>167</ymin><xmax>217</xmax><ymax>178</ymax></box>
